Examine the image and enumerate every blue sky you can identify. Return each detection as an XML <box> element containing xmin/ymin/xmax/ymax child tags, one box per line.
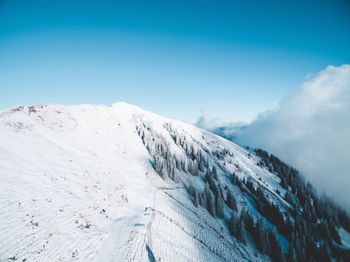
<box><xmin>1</xmin><ymin>0</ymin><xmax>349</xmax><ymax>123</ymax></box>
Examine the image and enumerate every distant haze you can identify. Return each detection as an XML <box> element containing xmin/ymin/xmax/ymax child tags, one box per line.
<box><xmin>201</xmin><ymin>64</ymin><xmax>350</xmax><ymax>212</ymax></box>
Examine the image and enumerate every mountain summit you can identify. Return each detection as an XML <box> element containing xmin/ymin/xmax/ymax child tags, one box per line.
<box><xmin>0</xmin><ymin>103</ymin><xmax>349</xmax><ymax>261</ymax></box>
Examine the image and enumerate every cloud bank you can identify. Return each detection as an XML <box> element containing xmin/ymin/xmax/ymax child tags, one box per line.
<box><xmin>196</xmin><ymin>115</ymin><xmax>247</xmax><ymax>141</ymax></box>
<box><xmin>235</xmin><ymin>64</ymin><xmax>350</xmax><ymax>211</ymax></box>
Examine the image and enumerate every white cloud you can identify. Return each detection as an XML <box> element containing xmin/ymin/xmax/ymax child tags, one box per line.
<box><xmin>236</xmin><ymin>64</ymin><xmax>350</xmax><ymax>211</ymax></box>
<box><xmin>196</xmin><ymin>113</ymin><xmax>247</xmax><ymax>141</ymax></box>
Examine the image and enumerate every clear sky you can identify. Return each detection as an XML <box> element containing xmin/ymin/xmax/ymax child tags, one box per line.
<box><xmin>1</xmin><ymin>0</ymin><xmax>349</xmax><ymax>123</ymax></box>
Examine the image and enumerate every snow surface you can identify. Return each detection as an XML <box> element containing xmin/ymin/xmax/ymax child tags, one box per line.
<box><xmin>0</xmin><ymin>102</ymin><xmax>287</xmax><ymax>261</ymax></box>
<box><xmin>340</xmin><ymin>227</ymin><xmax>350</xmax><ymax>249</ymax></box>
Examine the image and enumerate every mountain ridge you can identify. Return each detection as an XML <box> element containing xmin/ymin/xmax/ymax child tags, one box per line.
<box><xmin>0</xmin><ymin>102</ymin><xmax>349</xmax><ymax>261</ymax></box>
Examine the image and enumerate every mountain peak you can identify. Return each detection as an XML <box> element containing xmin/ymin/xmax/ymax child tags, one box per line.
<box><xmin>0</xmin><ymin>103</ymin><xmax>349</xmax><ymax>261</ymax></box>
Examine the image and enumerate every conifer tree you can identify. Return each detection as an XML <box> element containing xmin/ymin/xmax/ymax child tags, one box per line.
<box><xmin>253</xmin><ymin>219</ymin><xmax>267</xmax><ymax>254</ymax></box>
<box><xmin>226</xmin><ymin>190</ymin><xmax>237</xmax><ymax>212</ymax></box>
<box><xmin>215</xmin><ymin>192</ymin><xmax>224</xmax><ymax>218</ymax></box>
<box><xmin>237</xmin><ymin>218</ymin><xmax>247</xmax><ymax>244</ymax></box>
<box><xmin>268</xmin><ymin>230</ymin><xmax>284</xmax><ymax>262</ymax></box>
<box><xmin>205</xmin><ymin>184</ymin><xmax>216</xmax><ymax>217</ymax></box>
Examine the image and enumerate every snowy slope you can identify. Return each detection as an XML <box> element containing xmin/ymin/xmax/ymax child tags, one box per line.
<box><xmin>0</xmin><ymin>103</ymin><xmax>301</xmax><ymax>261</ymax></box>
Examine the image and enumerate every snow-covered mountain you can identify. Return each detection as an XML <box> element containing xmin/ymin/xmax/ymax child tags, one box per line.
<box><xmin>0</xmin><ymin>102</ymin><xmax>349</xmax><ymax>262</ymax></box>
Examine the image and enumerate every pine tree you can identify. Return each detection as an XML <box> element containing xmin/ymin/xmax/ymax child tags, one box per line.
<box><xmin>253</xmin><ymin>219</ymin><xmax>267</xmax><ymax>254</ymax></box>
<box><xmin>285</xmin><ymin>191</ymin><xmax>294</xmax><ymax>205</ymax></box>
<box><xmin>232</xmin><ymin>174</ymin><xmax>240</xmax><ymax>187</ymax></box>
<box><xmin>205</xmin><ymin>184</ymin><xmax>216</xmax><ymax>217</ymax></box>
<box><xmin>287</xmin><ymin>242</ymin><xmax>297</xmax><ymax>262</ymax></box>
<box><xmin>189</xmin><ymin>160</ymin><xmax>199</xmax><ymax>176</ymax></box>
<box><xmin>211</xmin><ymin>166</ymin><xmax>218</xmax><ymax>179</ymax></box>
<box><xmin>188</xmin><ymin>185</ymin><xmax>199</xmax><ymax>207</ymax></box>
<box><xmin>226</xmin><ymin>190</ymin><xmax>237</xmax><ymax>212</ymax></box>
<box><xmin>230</xmin><ymin>214</ymin><xmax>247</xmax><ymax>244</ymax></box>
<box><xmin>199</xmin><ymin>190</ymin><xmax>207</xmax><ymax>207</ymax></box>
<box><xmin>215</xmin><ymin>192</ymin><xmax>224</xmax><ymax>218</ymax></box>
<box><xmin>198</xmin><ymin>158</ymin><xmax>205</xmax><ymax>172</ymax></box>
<box><xmin>241</xmin><ymin>208</ymin><xmax>254</xmax><ymax>233</ymax></box>
<box><xmin>193</xmin><ymin>190</ymin><xmax>199</xmax><ymax>207</ymax></box>
<box><xmin>228</xmin><ymin>214</ymin><xmax>238</xmax><ymax>235</ymax></box>
<box><xmin>328</xmin><ymin>221</ymin><xmax>341</xmax><ymax>244</ymax></box>
<box><xmin>237</xmin><ymin>218</ymin><xmax>247</xmax><ymax>244</ymax></box>
<box><xmin>268</xmin><ymin>230</ymin><xmax>284</xmax><ymax>262</ymax></box>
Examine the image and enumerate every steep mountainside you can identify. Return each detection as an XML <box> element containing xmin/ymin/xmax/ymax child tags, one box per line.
<box><xmin>0</xmin><ymin>103</ymin><xmax>349</xmax><ymax>262</ymax></box>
